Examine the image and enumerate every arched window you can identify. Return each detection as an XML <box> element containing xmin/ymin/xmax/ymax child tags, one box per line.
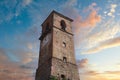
<box><xmin>61</xmin><ymin>74</ymin><xmax>66</xmax><ymax>80</ymax></box>
<box><xmin>61</xmin><ymin>74</ymin><xmax>65</xmax><ymax>78</ymax></box>
<box><xmin>60</xmin><ymin>20</ymin><xmax>66</xmax><ymax>31</ymax></box>
<box><xmin>46</xmin><ymin>23</ymin><xmax>50</xmax><ymax>32</ymax></box>
<box><xmin>62</xmin><ymin>42</ymin><xmax>66</xmax><ymax>47</ymax></box>
<box><xmin>63</xmin><ymin>57</ymin><xmax>67</xmax><ymax>62</ymax></box>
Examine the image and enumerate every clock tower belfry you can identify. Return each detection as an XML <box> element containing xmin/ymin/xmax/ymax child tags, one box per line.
<box><xmin>35</xmin><ymin>11</ymin><xmax>80</xmax><ymax>80</ymax></box>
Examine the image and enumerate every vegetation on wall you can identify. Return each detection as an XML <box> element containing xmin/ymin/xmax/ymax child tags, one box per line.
<box><xmin>50</xmin><ymin>76</ymin><xmax>58</xmax><ymax>80</ymax></box>
<box><xmin>50</xmin><ymin>75</ymin><xmax>67</xmax><ymax>80</ymax></box>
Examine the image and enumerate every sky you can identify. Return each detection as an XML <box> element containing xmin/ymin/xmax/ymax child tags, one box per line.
<box><xmin>0</xmin><ymin>0</ymin><xmax>120</xmax><ymax>80</ymax></box>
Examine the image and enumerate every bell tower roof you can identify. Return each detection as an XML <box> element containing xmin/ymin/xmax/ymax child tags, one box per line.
<box><xmin>41</xmin><ymin>10</ymin><xmax>73</xmax><ymax>26</ymax></box>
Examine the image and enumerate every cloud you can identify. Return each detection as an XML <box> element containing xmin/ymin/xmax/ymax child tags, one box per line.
<box><xmin>91</xmin><ymin>26</ymin><xmax>119</xmax><ymax>43</ymax></box>
<box><xmin>0</xmin><ymin>25</ymin><xmax>40</xmax><ymax>64</ymax></box>
<box><xmin>0</xmin><ymin>48</ymin><xmax>9</xmax><ymax>64</ymax></box>
<box><xmin>105</xmin><ymin>71</ymin><xmax>120</xmax><ymax>75</ymax></box>
<box><xmin>0</xmin><ymin>47</ymin><xmax>36</xmax><ymax>80</ymax></box>
<box><xmin>78</xmin><ymin>58</ymin><xmax>120</xmax><ymax>80</ymax></box>
<box><xmin>0</xmin><ymin>22</ymin><xmax>40</xmax><ymax>79</ymax></box>
<box><xmin>23</xmin><ymin>0</ymin><xmax>32</xmax><ymax>6</ymax></box>
<box><xmin>61</xmin><ymin>0</ymin><xmax>79</xmax><ymax>19</ymax></box>
<box><xmin>0</xmin><ymin>0</ymin><xmax>17</xmax><ymax>22</ymax></box>
<box><xmin>81</xmin><ymin>72</ymin><xmax>120</xmax><ymax>80</ymax></box>
<box><xmin>80</xmin><ymin>69</ymin><xmax>120</xmax><ymax>80</ymax></box>
<box><xmin>108</xmin><ymin>4</ymin><xmax>117</xmax><ymax>17</ymax></box>
<box><xmin>84</xmin><ymin>36</ymin><xmax>120</xmax><ymax>54</ymax></box>
<box><xmin>64</xmin><ymin>2</ymin><xmax>101</xmax><ymax>28</ymax></box>
<box><xmin>62</xmin><ymin>1</ymin><xmax>101</xmax><ymax>28</ymax></box>
<box><xmin>77</xmin><ymin>58</ymin><xmax>88</xmax><ymax>68</ymax></box>
<box><xmin>20</xmin><ymin>65</ymin><xmax>34</xmax><ymax>69</ymax></box>
<box><xmin>79</xmin><ymin>18</ymin><xmax>120</xmax><ymax>54</ymax></box>
<box><xmin>74</xmin><ymin>10</ymin><xmax>101</xmax><ymax>28</ymax></box>
<box><xmin>61</xmin><ymin>1</ymin><xmax>101</xmax><ymax>50</ymax></box>
<box><xmin>65</xmin><ymin>0</ymin><xmax>77</xmax><ymax>6</ymax></box>
<box><xmin>81</xmin><ymin>70</ymin><xmax>99</xmax><ymax>75</ymax></box>
<box><xmin>0</xmin><ymin>0</ymin><xmax>33</xmax><ymax>23</ymax></box>
<box><xmin>15</xmin><ymin>0</ymin><xmax>33</xmax><ymax>17</ymax></box>
<box><xmin>27</xmin><ymin>43</ymin><xmax>33</xmax><ymax>50</ymax></box>
<box><xmin>101</xmin><ymin>71</ymin><xmax>120</xmax><ymax>80</ymax></box>
<box><xmin>116</xmin><ymin>63</ymin><xmax>120</xmax><ymax>68</ymax></box>
<box><xmin>0</xmin><ymin>63</ymin><xmax>34</xmax><ymax>80</ymax></box>
<box><xmin>77</xmin><ymin>2</ymin><xmax>101</xmax><ymax>27</ymax></box>
<box><xmin>0</xmin><ymin>1</ymin><xmax>42</xmax><ymax>79</ymax></box>
<box><xmin>70</xmin><ymin>2</ymin><xmax>119</xmax><ymax>55</ymax></box>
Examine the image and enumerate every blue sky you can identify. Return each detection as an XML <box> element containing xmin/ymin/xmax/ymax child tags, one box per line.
<box><xmin>0</xmin><ymin>0</ymin><xmax>120</xmax><ymax>80</ymax></box>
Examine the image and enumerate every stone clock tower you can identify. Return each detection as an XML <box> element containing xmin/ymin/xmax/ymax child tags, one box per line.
<box><xmin>35</xmin><ymin>11</ymin><xmax>80</xmax><ymax>80</ymax></box>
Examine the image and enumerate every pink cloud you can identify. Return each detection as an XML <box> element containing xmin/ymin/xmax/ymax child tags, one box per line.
<box><xmin>75</xmin><ymin>2</ymin><xmax>100</xmax><ymax>27</ymax></box>
<box><xmin>84</xmin><ymin>37</ymin><xmax>120</xmax><ymax>54</ymax></box>
<box><xmin>74</xmin><ymin>7</ymin><xmax>101</xmax><ymax>28</ymax></box>
<box><xmin>105</xmin><ymin>71</ymin><xmax>120</xmax><ymax>75</ymax></box>
<box><xmin>0</xmin><ymin>40</ymin><xmax>37</xmax><ymax>80</ymax></box>
<box><xmin>72</xmin><ymin>3</ymin><xmax>101</xmax><ymax>45</ymax></box>
<box><xmin>80</xmin><ymin>70</ymin><xmax>120</xmax><ymax>80</ymax></box>
<box><xmin>0</xmin><ymin>60</ymin><xmax>35</xmax><ymax>80</ymax></box>
<box><xmin>77</xmin><ymin>58</ymin><xmax>88</xmax><ymax>68</ymax></box>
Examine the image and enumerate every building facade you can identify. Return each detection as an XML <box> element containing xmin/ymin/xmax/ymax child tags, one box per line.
<box><xmin>35</xmin><ymin>11</ymin><xmax>80</xmax><ymax>80</ymax></box>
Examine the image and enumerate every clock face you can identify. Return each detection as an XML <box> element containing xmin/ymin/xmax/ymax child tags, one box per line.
<box><xmin>42</xmin><ymin>33</ymin><xmax>51</xmax><ymax>47</ymax></box>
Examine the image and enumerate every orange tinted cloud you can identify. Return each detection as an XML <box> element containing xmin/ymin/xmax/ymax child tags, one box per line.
<box><xmin>74</xmin><ymin>10</ymin><xmax>101</xmax><ymax>28</ymax></box>
<box><xmin>85</xmin><ymin>37</ymin><xmax>120</xmax><ymax>54</ymax></box>
<box><xmin>0</xmin><ymin>61</ymin><xmax>35</xmax><ymax>80</ymax></box>
<box><xmin>77</xmin><ymin>58</ymin><xmax>88</xmax><ymax>68</ymax></box>
<box><xmin>78</xmin><ymin>58</ymin><xmax>120</xmax><ymax>80</ymax></box>
<box><xmin>73</xmin><ymin>3</ymin><xmax>101</xmax><ymax>45</ymax></box>
<box><xmin>73</xmin><ymin>2</ymin><xmax>101</xmax><ymax>29</ymax></box>
<box><xmin>105</xmin><ymin>71</ymin><xmax>120</xmax><ymax>75</ymax></box>
<box><xmin>0</xmin><ymin>48</ymin><xmax>8</xmax><ymax>63</ymax></box>
<box><xmin>80</xmin><ymin>70</ymin><xmax>120</xmax><ymax>80</ymax></box>
<box><xmin>87</xmin><ymin>10</ymin><xmax>101</xmax><ymax>26</ymax></box>
<box><xmin>62</xmin><ymin>2</ymin><xmax>101</xmax><ymax>34</ymax></box>
<box><xmin>0</xmin><ymin>48</ymin><xmax>36</xmax><ymax>80</ymax></box>
<box><xmin>80</xmin><ymin>70</ymin><xmax>99</xmax><ymax>75</ymax></box>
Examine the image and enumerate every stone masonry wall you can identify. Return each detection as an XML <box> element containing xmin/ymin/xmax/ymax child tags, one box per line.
<box><xmin>53</xmin><ymin>27</ymin><xmax>76</xmax><ymax>64</ymax></box>
<box><xmin>51</xmin><ymin>57</ymin><xmax>80</xmax><ymax>80</ymax></box>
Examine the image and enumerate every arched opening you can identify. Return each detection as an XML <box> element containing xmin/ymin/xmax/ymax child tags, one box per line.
<box><xmin>60</xmin><ymin>20</ymin><xmax>66</xmax><ymax>31</ymax></box>
<box><xmin>45</xmin><ymin>23</ymin><xmax>50</xmax><ymax>32</ymax></box>
<box><xmin>63</xmin><ymin>57</ymin><xmax>67</xmax><ymax>63</ymax></box>
<box><xmin>61</xmin><ymin>74</ymin><xmax>65</xmax><ymax>79</ymax></box>
<box><xmin>62</xmin><ymin>42</ymin><xmax>66</xmax><ymax>47</ymax></box>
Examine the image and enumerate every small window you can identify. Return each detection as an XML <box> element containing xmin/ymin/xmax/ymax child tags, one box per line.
<box><xmin>57</xmin><ymin>73</ymin><xmax>60</xmax><ymax>79</ymax></box>
<box><xmin>62</xmin><ymin>42</ymin><xmax>66</xmax><ymax>47</ymax></box>
<box><xmin>46</xmin><ymin>23</ymin><xmax>50</xmax><ymax>31</ymax></box>
<box><xmin>61</xmin><ymin>74</ymin><xmax>65</xmax><ymax>78</ymax></box>
<box><xmin>60</xmin><ymin>20</ymin><xmax>66</xmax><ymax>31</ymax></box>
<box><xmin>63</xmin><ymin>57</ymin><xmax>67</xmax><ymax>62</ymax></box>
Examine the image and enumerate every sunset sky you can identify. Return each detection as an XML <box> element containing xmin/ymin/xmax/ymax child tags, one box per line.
<box><xmin>0</xmin><ymin>0</ymin><xmax>120</xmax><ymax>80</ymax></box>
